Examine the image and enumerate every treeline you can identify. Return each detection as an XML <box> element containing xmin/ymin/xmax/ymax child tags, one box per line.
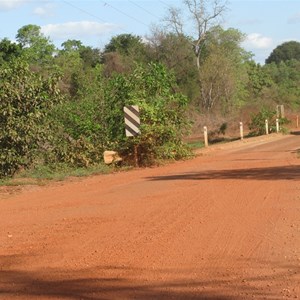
<box><xmin>0</xmin><ymin>23</ymin><xmax>300</xmax><ymax>177</ymax></box>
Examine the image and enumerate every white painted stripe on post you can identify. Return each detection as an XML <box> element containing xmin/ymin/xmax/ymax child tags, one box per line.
<box><xmin>124</xmin><ymin>119</ymin><xmax>140</xmax><ymax>133</ymax></box>
<box><xmin>124</xmin><ymin>105</ymin><xmax>140</xmax><ymax>137</ymax></box>
<box><xmin>124</xmin><ymin>107</ymin><xmax>139</xmax><ymax>122</ymax></box>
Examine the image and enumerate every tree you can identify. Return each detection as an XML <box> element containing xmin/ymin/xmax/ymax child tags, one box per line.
<box><xmin>0</xmin><ymin>38</ymin><xmax>22</xmax><ymax>64</ymax></box>
<box><xmin>102</xmin><ymin>34</ymin><xmax>147</xmax><ymax>76</ymax></box>
<box><xmin>16</xmin><ymin>24</ymin><xmax>55</xmax><ymax>65</ymax></box>
<box><xmin>104</xmin><ymin>34</ymin><xmax>144</xmax><ymax>56</ymax></box>
<box><xmin>263</xmin><ymin>60</ymin><xmax>300</xmax><ymax>109</ymax></box>
<box><xmin>245</xmin><ymin>61</ymin><xmax>272</xmax><ymax>99</ymax></box>
<box><xmin>164</xmin><ymin>0</ymin><xmax>227</xmax><ymax>70</ymax></box>
<box><xmin>195</xmin><ymin>26</ymin><xmax>250</xmax><ymax>111</ymax></box>
<box><xmin>266</xmin><ymin>41</ymin><xmax>300</xmax><ymax>64</ymax></box>
<box><xmin>146</xmin><ymin>30</ymin><xmax>198</xmax><ymax>100</ymax></box>
<box><xmin>61</xmin><ymin>39</ymin><xmax>83</xmax><ymax>52</ymax></box>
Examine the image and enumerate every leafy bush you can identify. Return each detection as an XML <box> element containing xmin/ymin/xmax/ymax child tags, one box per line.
<box><xmin>248</xmin><ymin>108</ymin><xmax>290</xmax><ymax>136</ymax></box>
<box><xmin>44</xmin><ymin>64</ymin><xmax>107</xmax><ymax>168</ymax></box>
<box><xmin>0</xmin><ymin>59</ymin><xmax>62</xmax><ymax>177</ymax></box>
<box><xmin>103</xmin><ymin>62</ymin><xmax>192</xmax><ymax>165</ymax></box>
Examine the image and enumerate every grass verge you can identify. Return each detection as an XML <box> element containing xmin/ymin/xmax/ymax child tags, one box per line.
<box><xmin>0</xmin><ymin>163</ymin><xmax>114</xmax><ymax>187</ymax></box>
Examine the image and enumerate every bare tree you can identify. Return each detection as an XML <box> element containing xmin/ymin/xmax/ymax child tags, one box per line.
<box><xmin>164</xmin><ymin>0</ymin><xmax>228</xmax><ymax>70</ymax></box>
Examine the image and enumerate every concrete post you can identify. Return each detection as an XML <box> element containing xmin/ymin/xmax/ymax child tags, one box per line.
<box><xmin>276</xmin><ymin>119</ymin><xmax>279</xmax><ymax>133</ymax></box>
<box><xmin>265</xmin><ymin>119</ymin><xmax>269</xmax><ymax>135</ymax></box>
<box><xmin>204</xmin><ymin>126</ymin><xmax>208</xmax><ymax>147</ymax></box>
<box><xmin>240</xmin><ymin>122</ymin><xmax>244</xmax><ymax>141</ymax></box>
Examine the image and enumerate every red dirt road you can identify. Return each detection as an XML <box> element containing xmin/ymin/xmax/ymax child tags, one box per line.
<box><xmin>1</xmin><ymin>133</ymin><xmax>300</xmax><ymax>300</ymax></box>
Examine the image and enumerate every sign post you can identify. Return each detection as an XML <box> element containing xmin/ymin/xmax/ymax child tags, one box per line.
<box><xmin>124</xmin><ymin>105</ymin><xmax>141</xmax><ymax>167</ymax></box>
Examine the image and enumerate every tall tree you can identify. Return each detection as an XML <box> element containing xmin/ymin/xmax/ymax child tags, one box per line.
<box><xmin>61</xmin><ymin>39</ymin><xmax>83</xmax><ymax>52</ymax></box>
<box><xmin>104</xmin><ymin>34</ymin><xmax>144</xmax><ymax>56</ymax></box>
<box><xmin>0</xmin><ymin>38</ymin><xmax>22</xmax><ymax>64</ymax></box>
<box><xmin>263</xmin><ymin>59</ymin><xmax>300</xmax><ymax>108</ymax></box>
<box><xmin>266</xmin><ymin>41</ymin><xmax>300</xmax><ymax>64</ymax></box>
<box><xmin>146</xmin><ymin>29</ymin><xmax>198</xmax><ymax>100</ymax></box>
<box><xmin>102</xmin><ymin>34</ymin><xmax>146</xmax><ymax>76</ymax></box>
<box><xmin>164</xmin><ymin>0</ymin><xmax>227</xmax><ymax>70</ymax></box>
<box><xmin>198</xmin><ymin>26</ymin><xmax>250</xmax><ymax>111</ymax></box>
<box><xmin>61</xmin><ymin>39</ymin><xmax>101</xmax><ymax>68</ymax></box>
<box><xmin>16</xmin><ymin>24</ymin><xmax>55</xmax><ymax>65</ymax></box>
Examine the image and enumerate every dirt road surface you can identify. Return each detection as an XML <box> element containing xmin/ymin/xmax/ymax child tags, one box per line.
<box><xmin>1</xmin><ymin>133</ymin><xmax>300</xmax><ymax>300</ymax></box>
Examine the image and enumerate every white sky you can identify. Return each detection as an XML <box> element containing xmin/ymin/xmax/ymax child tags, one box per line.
<box><xmin>0</xmin><ymin>0</ymin><xmax>299</xmax><ymax>64</ymax></box>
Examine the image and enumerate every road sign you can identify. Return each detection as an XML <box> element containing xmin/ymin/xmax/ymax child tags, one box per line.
<box><xmin>124</xmin><ymin>105</ymin><xmax>140</xmax><ymax>137</ymax></box>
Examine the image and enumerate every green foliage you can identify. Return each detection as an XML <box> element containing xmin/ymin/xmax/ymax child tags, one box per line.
<box><xmin>2</xmin><ymin>23</ymin><xmax>300</xmax><ymax>181</ymax></box>
<box><xmin>248</xmin><ymin>108</ymin><xmax>276</xmax><ymax>136</ymax></box>
<box><xmin>102</xmin><ymin>34</ymin><xmax>146</xmax><ymax>77</ymax></box>
<box><xmin>15</xmin><ymin>162</ymin><xmax>111</xmax><ymax>181</ymax></box>
<box><xmin>0</xmin><ymin>59</ymin><xmax>62</xmax><ymax>177</ymax></box>
<box><xmin>46</xmin><ymin>68</ymin><xmax>106</xmax><ymax>167</ymax></box>
<box><xmin>266</xmin><ymin>41</ymin><xmax>300</xmax><ymax>64</ymax></box>
<box><xmin>199</xmin><ymin>26</ymin><xmax>251</xmax><ymax>112</ymax></box>
<box><xmin>47</xmin><ymin>101</ymin><xmax>105</xmax><ymax>167</ymax></box>
<box><xmin>103</xmin><ymin>62</ymin><xmax>192</xmax><ymax>164</ymax></box>
<box><xmin>61</xmin><ymin>40</ymin><xmax>102</xmax><ymax>68</ymax></box>
<box><xmin>248</xmin><ymin>108</ymin><xmax>290</xmax><ymax>136</ymax></box>
<box><xmin>263</xmin><ymin>60</ymin><xmax>300</xmax><ymax>109</ymax></box>
<box><xmin>0</xmin><ymin>38</ymin><xmax>22</xmax><ymax>64</ymax></box>
<box><xmin>246</xmin><ymin>61</ymin><xmax>272</xmax><ymax>98</ymax></box>
<box><xmin>218</xmin><ymin>123</ymin><xmax>227</xmax><ymax>135</ymax></box>
<box><xmin>146</xmin><ymin>31</ymin><xmax>198</xmax><ymax>102</ymax></box>
<box><xmin>104</xmin><ymin>34</ymin><xmax>144</xmax><ymax>56</ymax></box>
<box><xmin>16</xmin><ymin>24</ymin><xmax>55</xmax><ymax>65</ymax></box>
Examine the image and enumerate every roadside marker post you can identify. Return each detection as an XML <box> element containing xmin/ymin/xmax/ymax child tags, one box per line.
<box><xmin>239</xmin><ymin>122</ymin><xmax>244</xmax><ymax>141</ymax></box>
<box><xmin>276</xmin><ymin>119</ymin><xmax>279</xmax><ymax>133</ymax></box>
<box><xmin>124</xmin><ymin>105</ymin><xmax>140</xmax><ymax>137</ymax></box>
<box><xmin>124</xmin><ymin>105</ymin><xmax>141</xmax><ymax>167</ymax></box>
<box><xmin>204</xmin><ymin>126</ymin><xmax>208</xmax><ymax>147</ymax></box>
<box><xmin>265</xmin><ymin>119</ymin><xmax>269</xmax><ymax>135</ymax></box>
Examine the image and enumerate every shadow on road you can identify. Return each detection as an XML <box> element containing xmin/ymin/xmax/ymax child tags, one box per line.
<box><xmin>290</xmin><ymin>130</ymin><xmax>300</xmax><ymax>135</ymax></box>
<box><xmin>1</xmin><ymin>254</ymin><xmax>290</xmax><ymax>300</ymax></box>
<box><xmin>146</xmin><ymin>165</ymin><xmax>300</xmax><ymax>182</ymax></box>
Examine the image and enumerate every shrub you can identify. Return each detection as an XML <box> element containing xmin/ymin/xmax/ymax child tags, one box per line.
<box><xmin>0</xmin><ymin>60</ymin><xmax>62</xmax><ymax>177</ymax></box>
<box><xmin>103</xmin><ymin>62</ymin><xmax>192</xmax><ymax>165</ymax></box>
<box><xmin>248</xmin><ymin>107</ymin><xmax>290</xmax><ymax>136</ymax></box>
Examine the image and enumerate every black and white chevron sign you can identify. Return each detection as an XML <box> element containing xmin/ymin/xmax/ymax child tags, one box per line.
<box><xmin>123</xmin><ymin>105</ymin><xmax>141</xmax><ymax>137</ymax></box>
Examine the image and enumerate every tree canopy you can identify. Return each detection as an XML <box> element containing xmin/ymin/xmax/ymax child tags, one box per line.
<box><xmin>16</xmin><ymin>24</ymin><xmax>55</xmax><ymax>65</ymax></box>
<box><xmin>266</xmin><ymin>41</ymin><xmax>300</xmax><ymax>64</ymax></box>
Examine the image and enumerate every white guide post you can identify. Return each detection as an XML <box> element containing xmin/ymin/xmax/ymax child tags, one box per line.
<box><xmin>265</xmin><ymin>119</ymin><xmax>269</xmax><ymax>135</ymax></box>
<box><xmin>276</xmin><ymin>119</ymin><xmax>279</xmax><ymax>133</ymax></box>
<box><xmin>204</xmin><ymin>126</ymin><xmax>208</xmax><ymax>147</ymax></box>
<box><xmin>239</xmin><ymin>122</ymin><xmax>244</xmax><ymax>141</ymax></box>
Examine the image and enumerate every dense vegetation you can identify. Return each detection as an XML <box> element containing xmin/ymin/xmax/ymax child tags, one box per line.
<box><xmin>0</xmin><ymin>5</ymin><xmax>300</xmax><ymax>178</ymax></box>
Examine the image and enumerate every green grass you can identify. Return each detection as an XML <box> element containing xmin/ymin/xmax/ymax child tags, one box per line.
<box><xmin>20</xmin><ymin>163</ymin><xmax>112</xmax><ymax>180</ymax></box>
<box><xmin>186</xmin><ymin>140</ymin><xmax>205</xmax><ymax>150</ymax></box>
<box><xmin>0</xmin><ymin>163</ymin><xmax>114</xmax><ymax>187</ymax></box>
